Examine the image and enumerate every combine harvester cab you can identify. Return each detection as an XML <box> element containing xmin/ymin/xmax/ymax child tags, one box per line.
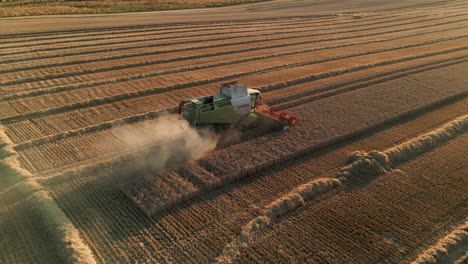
<box><xmin>178</xmin><ymin>81</ymin><xmax>297</xmax><ymax>130</ymax></box>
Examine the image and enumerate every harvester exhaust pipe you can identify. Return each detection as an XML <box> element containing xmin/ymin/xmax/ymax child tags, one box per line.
<box><xmin>178</xmin><ymin>100</ymin><xmax>190</xmax><ymax>115</ymax></box>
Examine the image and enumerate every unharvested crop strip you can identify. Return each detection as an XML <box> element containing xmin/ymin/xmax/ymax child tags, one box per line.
<box><xmin>3</xmin><ymin>13</ymin><xmax>465</xmax><ymax>65</ymax></box>
<box><xmin>6</xmin><ymin>24</ymin><xmax>465</xmax><ymax>88</ymax></box>
<box><xmin>2</xmin><ymin>14</ymin><xmax>400</xmax><ymax>49</ymax></box>
<box><xmin>2</xmin><ymin>38</ymin><xmax>467</xmax><ymax>125</ymax></box>
<box><xmin>214</xmin><ymin>114</ymin><xmax>468</xmax><ymax>263</ymax></box>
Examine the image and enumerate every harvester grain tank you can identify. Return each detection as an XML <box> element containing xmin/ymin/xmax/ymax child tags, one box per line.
<box><xmin>178</xmin><ymin>82</ymin><xmax>297</xmax><ymax>129</ymax></box>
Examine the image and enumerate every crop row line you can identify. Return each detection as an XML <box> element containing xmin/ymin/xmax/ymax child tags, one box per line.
<box><xmin>13</xmin><ymin>108</ymin><xmax>176</xmax><ymax>151</ymax></box>
<box><xmin>253</xmin><ymin>41</ymin><xmax>468</xmax><ymax>95</ymax></box>
<box><xmin>1</xmin><ymin>14</ymin><xmax>401</xmax><ymax>49</ymax></box>
<box><xmin>11</xmin><ymin>46</ymin><xmax>468</xmax><ymax>150</ymax></box>
<box><xmin>3</xmin><ymin>39</ymin><xmax>467</xmax><ymax>125</ymax></box>
<box><xmin>0</xmin><ymin>15</ymin><xmax>337</xmax><ymax>40</ymax></box>
<box><xmin>271</xmin><ymin>56</ymin><xmax>468</xmax><ymax>110</ymax></box>
<box><xmin>385</xmin><ymin>0</ymin><xmax>460</xmax><ymax>11</ymax></box>
<box><xmin>41</xmin><ymin>90</ymin><xmax>467</xmax><ymax>212</ymax></box>
<box><xmin>0</xmin><ymin>18</ymin><xmax>319</xmax><ymax>46</ymax></box>
<box><xmin>198</xmin><ymin>92</ymin><xmax>468</xmax><ymax>214</ymax></box>
<box><xmin>0</xmin><ymin>13</ymin><xmax>437</xmax><ymax>58</ymax></box>
<box><xmin>33</xmin><ymin>80</ymin><xmax>468</xmax><ymax>181</ymax></box>
<box><xmin>2</xmin><ymin>13</ymin><xmax>465</xmax><ymax>65</ymax></box>
<box><xmin>5</xmin><ymin>23</ymin><xmax>464</xmax><ymax>89</ymax></box>
<box><xmin>5</xmin><ymin>22</ymin><xmax>465</xmax><ymax>83</ymax></box>
<box><xmin>2</xmin><ymin>37</ymin><xmax>467</xmax><ymax>125</ymax></box>
<box><xmin>214</xmin><ymin>111</ymin><xmax>468</xmax><ymax>264</ymax></box>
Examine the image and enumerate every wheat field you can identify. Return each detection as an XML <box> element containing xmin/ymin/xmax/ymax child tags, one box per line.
<box><xmin>1</xmin><ymin>0</ymin><xmax>467</xmax><ymax>263</ymax></box>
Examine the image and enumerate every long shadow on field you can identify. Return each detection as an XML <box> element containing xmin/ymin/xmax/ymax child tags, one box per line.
<box><xmin>46</xmin><ymin>95</ymin><xmax>466</xmax><ymax>263</ymax></box>
<box><xmin>152</xmin><ymin>93</ymin><xmax>468</xmax><ymax>218</ymax></box>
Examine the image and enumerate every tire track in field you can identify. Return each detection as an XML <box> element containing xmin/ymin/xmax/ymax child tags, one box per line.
<box><xmin>3</xmin><ymin>13</ymin><xmax>465</xmax><ymax>65</ymax></box>
<box><xmin>1</xmin><ymin>15</ymin><xmax>398</xmax><ymax>49</ymax></box>
<box><xmin>1</xmin><ymin>36</ymin><xmax>466</xmax><ymax>124</ymax></box>
<box><xmin>5</xmin><ymin>24</ymin><xmax>466</xmax><ymax>89</ymax></box>
<box><xmin>10</xmin><ymin>53</ymin><xmax>468</xmax><ymax>155</ymax></box>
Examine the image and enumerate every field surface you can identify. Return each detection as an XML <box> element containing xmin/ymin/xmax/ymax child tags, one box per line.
<box><xmin>0</xmin><ymin>0</ymin><xmax>467</xmax><ymax>263</ymax></box>
<box><xmin>0</xmin><ymin>0</ymin><xmax>267</xmax><ymax>17</ymax></box>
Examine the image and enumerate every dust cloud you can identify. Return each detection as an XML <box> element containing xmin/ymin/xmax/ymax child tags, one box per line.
<box><xmin>110</xmin><ymin>115</ymin><xmax>218</xmax><ymax>174</ymax></box>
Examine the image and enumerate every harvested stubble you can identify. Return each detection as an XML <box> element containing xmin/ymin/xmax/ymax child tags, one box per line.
<box><xmin>39</xmin><ymin>86</ymin><xmax>468</xmax><ymax>264</ymax></box>
<box><xmin>213</xmin><ymin>178</ymin><xmax>341</xmax><ymax>264</ymax></box>
<box><xmin>3</xmin><ymin>15</ymin><xmax>468</xmax><ymax>146</ymax></box>
<box><xmin>5</xmin><ymin>42</ymin><xmax>467</xmax><ymax>150</ymax></box>
<box><xmin>124</xmin><ymin>170</ymin><xmax>199</xmax><ymax>215</ymax></box>
<box><xmin>2</xmin><ymin>13</ymin><xmax>466</xmax><ymax>101</ymax></box>
<box><xmin>0</xmin><ymin>126</ymin><xmax>96</xmax><ymax>264</ymax></box>
<box><xmin>411</xmin><ymin>220</ymin><xmax>468</xmax><ymax>264</ymax></box>
<box><xmin>232</xmin><ymin>128</ymin><xmax>468</xmax><ymax>264</ymax></box>
<box><xmin>2</xmin><ymin>4</ymin><xmax>468</xmax><ymax>262</ymax></box>
<box><xmin>1</xmin><ymin>13</ymin><xmax>453</xmax><ymax>62</ymax></box>
<box><xmin>200</xmin><ymin>63</ymin><xmax>463</xmax><ymax>184</ymax></box>
<box><xmin>114</xmin><ymin>116</ymin><xmax>217</xmax><ymax>215</ymax></box>
<box><xmin>213</xmin><ymin>114</ymin><xmax>468</xmax><ymax>263</ymax></box>
<box><xmin>125</xmin><ymin>62</ymin><xmax>468</xmax><ymax>216</ymax></box>
<box><xmin>2</xmin><ymin>31</ymin><xmax>467</xmax><ymax>122</ymax></box>
<box><xmin>0</xmin><ymin>14</ymin><xmax>438</xmax><ymax>83</ymax></box>
<box><xmin>5</xmin><ymin>21</ymin><xmax>466</xmax><ymax>100</ymax></box>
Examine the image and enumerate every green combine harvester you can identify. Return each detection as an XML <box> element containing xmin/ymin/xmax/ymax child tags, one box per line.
<box><xmin>178</xmin><ymin>81</ymin><xmax>296</xmax><ymax>129</ymax></box>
